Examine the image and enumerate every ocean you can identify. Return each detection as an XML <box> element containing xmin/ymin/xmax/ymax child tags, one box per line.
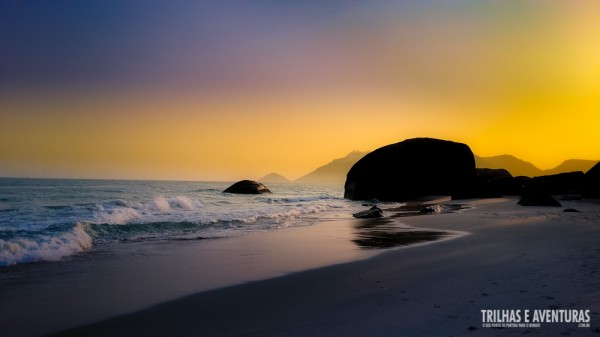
<box><xmin>0</xmin><ymin>178</ymin><xmax>464</xmax><ymax>336</ymax></box>
<box><xmin>0</xmin><ymin>178</ymin><xmax>364</xmax><ymax>268</ymax></box>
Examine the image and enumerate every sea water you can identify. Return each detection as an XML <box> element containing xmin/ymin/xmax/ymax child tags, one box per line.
<box><xmin>0</xmin><ymin>178</ymin><xmax>363</xmax><ymax>267</ymax></box>
<box><xmin>0</xmin><ymin>178</ymin><xmax>458</xmax><ymax>337</ymax></box>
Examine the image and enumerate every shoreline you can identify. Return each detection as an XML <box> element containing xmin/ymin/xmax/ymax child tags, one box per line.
<box><xmin>3</xmin><ymin>206</ymin><xmax>446</xmax><ymax>337</ymax></box>
<box><xmin>50</xmin><ymin>197</ymin><xmax>600</xmax><ymax>336</ymax></box>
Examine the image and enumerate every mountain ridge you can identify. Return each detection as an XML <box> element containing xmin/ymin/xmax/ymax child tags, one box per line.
<box><xmin>294</xmin><ymin>151</ymin><xmax>369</xmax><ymax>184</ymax></box>
<box><xmin>291</xmin><ymin>151</ymin><xmax>598</xmax><ymax>185</ymax></box>
<box><xmin>258</xmin><ymin>172</ymin><xmax>290</xmax><ymax>183</ymax></box>
<box><xmin>475</xmin><ymin>155</ymin><xmax>598</xmax><ymax>177</ymax></box>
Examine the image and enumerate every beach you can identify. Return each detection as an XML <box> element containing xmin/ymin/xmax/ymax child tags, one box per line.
<box><xmin>47</xmin><ymin>197</ymin><xmax>600</xmax><ymax>337</ymax></box>
<box><xmin>4</xmin><ymin>2</ymin><xmax>600</xmax><ymax>336</ymax></box>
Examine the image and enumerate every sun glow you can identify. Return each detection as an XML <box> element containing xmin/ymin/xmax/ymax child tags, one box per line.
<box><xmin>1</xmin><ymin>1</ymin><xmax>599</xmax><ymax>180</ymax></box>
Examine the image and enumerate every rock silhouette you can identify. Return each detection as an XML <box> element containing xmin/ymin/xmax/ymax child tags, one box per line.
<box><xmin>528</xmin><ymin>171</ymin><xmax>585</xmax><ymax>196</ymax></box>
<box><xmin>462</xmin><ymin>168</ymin><xmax>514</xmax><ymax>198</ymax></box>
<box><xmin>353</xmin><ymin>206</ymin><xmax>383</xmax><ymax>219</ymax></box>
<box><xmin>223</xmin><ymin>180</ymin><xmax>271</xmax><ymax>194</ymax></box>
<box><xmin>344</xmin><ymin>138</ymin><xmax>477</xmax><ymax>201</ymax></box>
<box><xmin>583</xmin><ymin>162</ymin><xmax>600</xmax><ymax>198</ymax></box>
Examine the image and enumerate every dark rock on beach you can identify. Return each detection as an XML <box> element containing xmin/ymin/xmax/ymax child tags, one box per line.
<box><xmin>464</xmin><ymin>170</ymin><xmax>587</xmax><ymax>198</ymax></box>
<box><xmin>508</xmin><ymin>176</ymin><xmax>533</xmax><ymax>196</ymax></box>
<box><xmin>528</xmin><ymin>171</ymin><xmax>585</xmax><ymax>195</ymax></box>
<box><xmin>467</xmin><ymin>168</ymin><xmax>518</xmax><ymax>198</ymax></box>
<box><xmin>353</xmin><ymin>206</ymin><xmax>383</xmax><ymax>219</ymax></box>
<box><xmin>583</xmin><ymin>162</ymin><xmax>600</xmax><ymax>198</ymax></box>
<box><xmin>477</xmin><ymin>168</ymin><xmax>512</xmax><ymax>181</ymax></box>
<box><xmin>223</xmin><ymin>180</ymin><xmax>271</xmax><ymax>194</ymax></box>
<box><xmin>344</xmin><ymin>138</ymin><xmax>477</xmax><ymax>201</ymax></box>
<box><xmin>463</xmin><ymin>170</ymin><xmax>586</xmax><ymax>198</ymax></box>
<box><xmin>420</xmin><ymin>204</ymin><xmax>445</xmax><ymax>214</ymax></box>
<box><xmin>518</xmin><ymin>195</ymin><xmax>562</xmax><ymax>207</ymax></box>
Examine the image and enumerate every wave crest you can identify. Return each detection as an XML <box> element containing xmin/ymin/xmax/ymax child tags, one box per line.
<box><xmin>0</xmin><ymin>224</ymin><xmax>93</xmax><ymax>267</ymax></box>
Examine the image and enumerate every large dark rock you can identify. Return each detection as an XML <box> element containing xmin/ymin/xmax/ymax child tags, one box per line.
<box><xmin>460</xmin><ymin>168</ymin><xmax>514</xmax><ymax>198</ymax></box>
<box><xmin>223</xmin><ymin>180</ymin><xmax>271</xmax><ymax>194</ymax></box>
<box><xmin>509</xmin><ymin>176</ymin><xmax>534</xmax><ymax>196</ymax></box>
<box><xmin>528</xmin><ymin>171</ymin><xmax>585</xmax><ymax>195</ymax></box>
<box><xmin>467</xmin><ymin>170</ymin><xmax>585</xmax><ymax>198</ymax></box>
<box><xmin>583</xmin><ymin>162</ymin><xmax>600</xmax><ymax>198</ymax></box>
<box><xmin>477</xmin><ymin>168</ymin><xmax>512</xmax><ymax>181</ymax></box>
<box><xmin>344</xmin><ymin>138</ymin><xmax>477</xmax><ymax>201</ymax></box>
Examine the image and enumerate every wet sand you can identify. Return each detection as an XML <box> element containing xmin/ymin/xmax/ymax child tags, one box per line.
<box><xmin>50</xmin><ymin>198</ymin><xmax>600</xmax><ymax>336</ymax></box>
<box><xmin>3</xmin><ymin>204</ymin><xmax>457</xmax><ymax>337</ymax></box>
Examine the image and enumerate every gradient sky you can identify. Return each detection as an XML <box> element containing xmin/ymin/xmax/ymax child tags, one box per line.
<box><xmin>2</xmin><ymin>1</ymin><xmax>599</xmax><ymax>181</ymax></box>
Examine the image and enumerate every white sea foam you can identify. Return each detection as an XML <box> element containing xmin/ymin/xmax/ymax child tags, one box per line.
<box><xmin>0</xmin><ymin>179</ymin><xmax>359</xmax><ymax>267</ymax></box>
<box><xmin>0</xmin><ymin>224</ymin><xmax>93</xmax><ymax>267</ymax></box>
<box><xmin>169</xmin><ymin>196</ymin><xmax>201</xmax><ymax>210</ymax></box>
<box><xmin>148</xmin><ymin>196</ymin><xmax>202</xmax><ymax>212</ymax></box>
<box><xmin>92</xmin><ymin>206</ymin><xmax>141</xmax><ymax>225</ymax></box>
<box><xmin>153</xmin><ymin>197</ymin><xmax>172</xmax><ymax>212</ymax></box>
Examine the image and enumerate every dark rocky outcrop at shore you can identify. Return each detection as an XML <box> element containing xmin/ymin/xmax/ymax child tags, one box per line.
<box><xmin>344</xmin><ymin>138</ymin><xmax>477</xmax><ymax>201</ymax></box>
<box><xmin>526</xmin><ymin>171</ymin><xmax>585</xmax><ymax>196</ymax></box>
<box><xmin>285</xmin><ymin>146</ymin><xmax>596</xmax><ymax>187</ymax></box>
<box><xmin>223</xmin><ymin>180</ymin><xmax>271</xmax><ymax>194</ymax></box>
<box><xmin>458</xmin><ymin>170</ymin><xmax>588</xmax><ymax>199</ymax></box>
<box><xmin>458</xmin><ymin>168</ymin><xmax>514</xmax><ymax>198</ymax></box>
<box><xmin>352</xmin><ymin>206</ymin><xmax>383</xmax><ymax>219</ymax></box>
<box><xmin>583</xmin><ymin>162</ymin><xmax>600</xmax><ymax>198</ymax></box>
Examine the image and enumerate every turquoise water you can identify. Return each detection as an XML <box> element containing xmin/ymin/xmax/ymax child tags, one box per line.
<box><xmin>0</xmin><ymin>178</ymin><xmax>362</xmax><ymax>267</ymax></box>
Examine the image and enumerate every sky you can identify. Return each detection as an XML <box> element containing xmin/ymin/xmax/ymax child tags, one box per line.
<box><xmin>1</xmin><ymin>0</ymin><xmax>599</xmax><ymax>181</ymax></box>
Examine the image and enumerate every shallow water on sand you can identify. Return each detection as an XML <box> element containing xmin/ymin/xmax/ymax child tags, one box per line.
<box><xmin>0</xmin><ymin>178</ymin><xmax>367</xmax><ymax>267</ymax></box>
<box><xmin>0</xmin><ymin>178</ymin><xmax>466</xmax><ymax>337</ymax></box>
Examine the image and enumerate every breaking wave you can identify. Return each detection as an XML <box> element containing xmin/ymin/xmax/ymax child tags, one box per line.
<box><xmin>0</xmin><ymin>183</ymin><xmax>359</xmax><ymax>267</ymax></box>
<box><xmin>0</xmin><ymin>224</ymin><xmax>92</xmax><ymax>267</ymax></box>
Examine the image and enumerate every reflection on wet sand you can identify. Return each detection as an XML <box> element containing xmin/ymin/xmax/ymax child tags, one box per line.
<box><xmin>352</xmin><ymin>203</ymin><xmax>468</xmax><ymax>249</ymax></box>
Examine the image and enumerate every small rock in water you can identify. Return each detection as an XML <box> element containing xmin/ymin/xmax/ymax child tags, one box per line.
<box><xmin>420</xmin><ymin>204</ymin><xmax>445</xmax><ymax>214</ymax></box>
<box><xmin>223</xmin><ymin>180</ymin><xmax>271</xmax><ymax>194</ymax></box>
<box><xmin>353</xmin><ymin>206</ymin><xmax>383</xmax><ymax>219</ymax></box>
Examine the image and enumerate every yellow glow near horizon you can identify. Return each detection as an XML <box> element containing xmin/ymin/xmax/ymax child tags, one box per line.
<box><xmin>2</xmin><ymin>84</ymin><xmax>598</xmax><ymax>181</ymax></box>
<box><xmin>2</xmin><ymin>1</ymin><xmax>600</xmax><ymax>180</ymax></box>
<box><xmin>1</xmin><ymin>91</ymin><xmax>469</xmax><ymax>180</ymax></box>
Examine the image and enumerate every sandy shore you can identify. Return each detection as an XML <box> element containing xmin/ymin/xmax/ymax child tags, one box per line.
<box><xmin>50</xmin><ymin>197</ymin><xmax>600</xmax><ymax>336</ymax></box>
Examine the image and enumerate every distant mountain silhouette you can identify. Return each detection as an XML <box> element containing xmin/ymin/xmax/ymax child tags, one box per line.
<box><xmin>544</xmin><ymin>159</ymin><xmax>598</xmax><ymax>175</ymax></box>
<box><xmin>293</xmin><ymin>152</ymin><xmax>598</xmax><ymax>185</ymax></box>
<box><xmin>475</xmin><ymin>155</ymin><xmax>599</xmax><ymax>177</ymax></box>
<box><xmin>258</xmin><ymin>173</ymin><xmax>290</xmax><ymax>183</ymax></box>
<box><xmin>295</xmin><ymin>151</ymin><xmax>368</xmax><ymax>184</ymax></box>
<box><xmin>474</xmin><ymin>155</ymin><xmax>543</xmax><ymax>177</ymax></box>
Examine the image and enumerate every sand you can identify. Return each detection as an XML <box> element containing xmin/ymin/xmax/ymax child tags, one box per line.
<box><xmin>49</xmin><ymin>197</ymin><xmax>600</xmax><ymax>337</ymax></box>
